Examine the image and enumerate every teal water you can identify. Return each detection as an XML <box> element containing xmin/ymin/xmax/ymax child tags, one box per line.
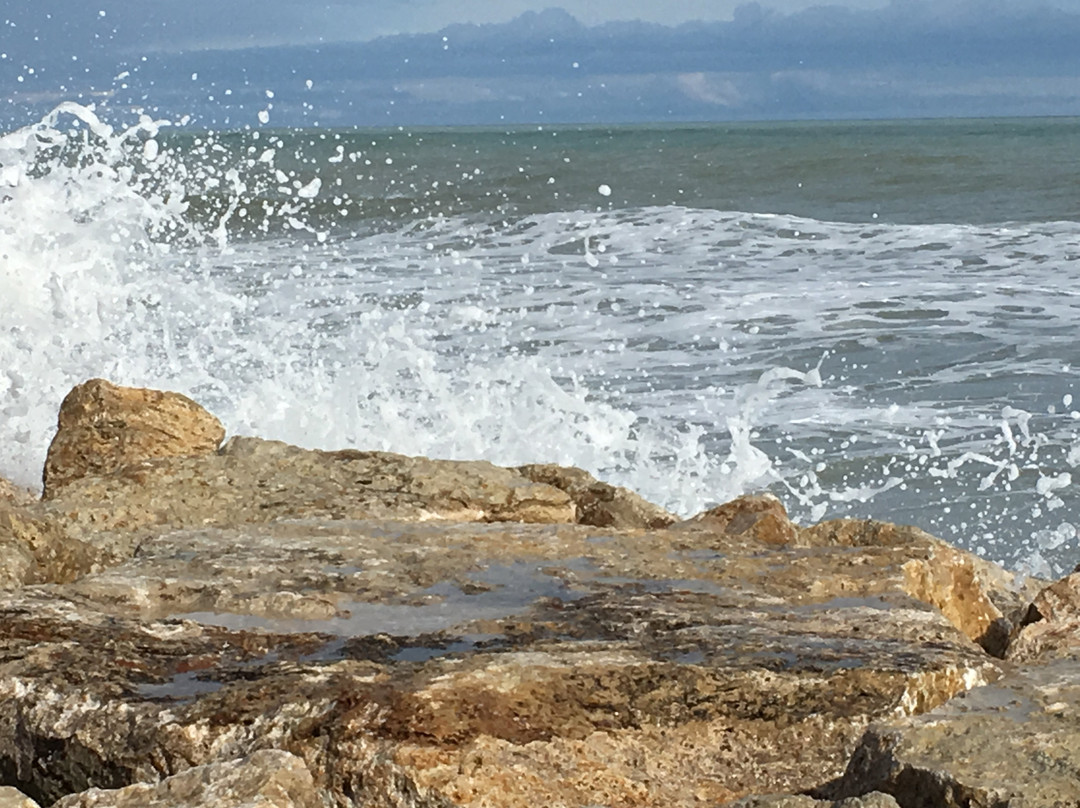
<box><xmin>170</xmin><ymin>117</ymin><xmax>1080</xmax><ymax>236</ymax></box>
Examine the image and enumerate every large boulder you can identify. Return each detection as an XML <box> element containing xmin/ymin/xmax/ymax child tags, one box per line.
<box><xmin>42</xmin><ymin>379</ymin><xmax>225</xmax><ymax>498</ymax></box>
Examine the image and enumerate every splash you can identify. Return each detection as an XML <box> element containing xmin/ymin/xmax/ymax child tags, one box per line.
<box><xmin>3</xmin><ymin>105</ymin><xmax>1080</xmax><ymax>579</ymax></box>
<box><xmin>0</xmin><ymin>104</ymin><xmax>781</xmax><ymax>515</ymax></box>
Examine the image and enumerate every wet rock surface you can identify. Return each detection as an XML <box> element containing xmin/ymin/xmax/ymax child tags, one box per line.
<box><xmin>0</xmin><ymin>507</ymin><xmax>1008</xmax><ymax>806</ymax></box>
<box><xmin>825</xmin><ymin>661</ymin><xmax>1080</xmax><ymax>807</ymax></box>
<box><xmin>1</xmin><ymin>381</ymin><xmax>1075</xmax><ymax>808</ymax></box>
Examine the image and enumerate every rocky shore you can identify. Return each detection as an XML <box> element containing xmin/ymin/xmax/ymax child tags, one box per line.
<box><xmin>1</xmin><ymin>379</ymin><xmax>1078</xmax><ymax>808</ymax></box>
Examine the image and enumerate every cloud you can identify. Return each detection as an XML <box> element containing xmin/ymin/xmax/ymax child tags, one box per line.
<box><xmin>4</xmin><ymin>1</ymin><xmax>1080</xmax><ymax>127</ymax></box>
<box><xmin>677</xmin><ymin>73</ymin><xmax>743</xmax><ymax>107</ymax></box>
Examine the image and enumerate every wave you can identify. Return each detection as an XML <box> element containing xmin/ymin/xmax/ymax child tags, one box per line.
<box><xmin>4</xmin><ymin>104</ymin><xmax>1080</xmax><ymax>577</ymax></box>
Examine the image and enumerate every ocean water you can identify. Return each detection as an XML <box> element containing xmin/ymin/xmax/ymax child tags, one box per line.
<box><xmin>3</xmin><ymin>106</ymin><xmax>1080</xmax><ymax>576</ymax></box>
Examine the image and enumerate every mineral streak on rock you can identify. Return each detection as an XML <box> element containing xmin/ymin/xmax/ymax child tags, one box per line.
<box><xmin>42</xmin><ymin>379</ymin><xmax>226</xmax><ymax>499</ymax></box>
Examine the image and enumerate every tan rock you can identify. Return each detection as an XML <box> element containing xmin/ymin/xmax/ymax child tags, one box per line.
<box><xmin>0</xmin><ymin>476</ymin><xmax>36</xmax><ymax>506</ymax></box>
<box><xmin>676</xmin><ymin>493</ymin><xmax>799</xmax><ymax>545</ymax></box>
<box><xmin>1008</xmin><ymin>570</ymin><xmax>1080</xmax><ymax>663</ymax></box>
<box><xmin>516</xmin><ymin>463</ymin><xmax>676</xmax><ymax>528</ymax></box>
<box><xmin>826</xmin><ymin>661</ymin><xmax>1080</xmax><ymax>807</ymax></box>
<box><xmin>0</xmin><ymin>383</ymin><xmax>1044</xmax><ymax>806</ymax></box>
<box><xmin>52</xmin><ymin>750</ymin><xmax>323</xmax><ymax>808</ymax></box>
<box><xmin>1026</xmin><ymin>569</ymin><xmax>1080</xmax><ymax>623</ymax></box>
<box><xmin>804</xmin><ymin>519</ymin><xmax>1034</xmax><ymax>657</ymax></box>
<box><xmin>42</xmin><ymin>379</ymin><xmax>225</xmax><ymax>498</ymax></box>
<box><xmin>0</xmin><ymin>501</ymin><xmax>110</xmax><ymax>588</ymax></box>
<box><xmin>724</xmin><ymin>792</ymin><xmax>900</xmax><ymax>808</ymax></box>
<box><xmin>41</xmin><ymin>436</ymin><xmax>576</xmax><ymax>549</ymax></box>
<box><xmin>0</xmin><ymin>511</ymin><xmax>1009</xmax><ymax>807</ymax></box>
<box><xmin>0</xmin><ymin>786</ymin><xmax>41</xmax><ymax>808</ymax></box>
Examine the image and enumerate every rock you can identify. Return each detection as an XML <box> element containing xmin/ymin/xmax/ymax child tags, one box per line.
<box><xmin>676</xmin><ymin>493</ymin><xmax>799</xmax><ymax>545</ymax></box>
<box><xmin>1</xmin><ymin>381</ymin><xmax>1046</xmax><ymax>807</ymax></box>
<box><xmin>40</xmin><ymin>437</ymin><xmax>576</xmax><ymax>553</ymax></box>
<box><xmin>803</xmin><ymin>519</ymin><xmax>1035</xmax><ymax>657</ymax></box>
<box><xmin>725</xmin><ymin>792</ymin><xmax>900</xmax><ymax>808</ymax></box>
<box><xmin>51</xmin><ymin>750</ymin><xmax>322</xmax><ymax>808</ymax></box>
<box><xmin>825</xmin><ymin>661</ymin><xmax>1080</xmax><ymax>807</ymax></box>
<box><xmin>0</xmin><ymin>786</ymin><xmax>40</xmax><ymax>808</ymax></box>
<box><xmin>42</xmin><ymin>379</ymin><xmax>225</xmax><ymax>499</ymax></box>
<box><xmin>0</xmin><ymin>535</ymin><xmax>35</xmax><ymax>589</ymax></box>
<box><xmin>0</xmin><ymin>476</ymin><xmax>35</xmax><ymax>506</ymax></box>
<box><xmin>0</xmin><ymin>501</ymin><xmax>110</xmax><ymax>588</ymax></box>
<box><xmin>1026</xmin><ymin>569</ymin><xmax>1080</xmax><ymax>623</ymax></box>
<box><xmin>0</xmin><ymin>511</ymin><xmax>1010</xmax><ymax>806</ymax></box>
<box><xmin>1007</xmin><ymin>570</ymin><xmax>1080</xmax><ymax>663</ymax></box>
<box><xmin>516</xmin><ymin>463</ymin><xmax>677</xmax><ymax>528</ymax></box>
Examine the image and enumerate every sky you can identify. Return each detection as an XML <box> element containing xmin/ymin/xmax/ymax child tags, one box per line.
<box><xmin>3</xmin><ymin>0</ymin><xmax>1080</xmax><ymax>128</ymax></box>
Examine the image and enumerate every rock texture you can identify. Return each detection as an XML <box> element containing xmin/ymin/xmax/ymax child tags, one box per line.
<box><xmin>826</xmin><ymin>661</ymin><xmax>1080</xmax><ymax>807</ymax></box>
<box><xmin>725</xmin><ymin>793</ymin><xmax>900</xmax><ymax>808</ymax></box>
<box><xmin>515</xmin><ymin>463</ymin><xmax>677</xmax><ymax>528</ymax></box>
<box><xmin>52</xmin><ymin>751</ymin><xmax>321</xmax><ymax>808</ymax></box>
<box><xmin>0</xmin><ymin>493</ymin><xmax>1014</xmax><ymax>806</ymax></box>
<box><xmin>0</xmin><ymin>381</ymin><xmax>1072</xmax><ymax>808</ymax></box>
<box><xmin>42</xmin><ymin>379</ymin><xmax>225</xmax><ymax>498</ymax></box>
<box><xmin>43</xmin><ymin>436</ymin><xmax>579</xmax><ymax>542</ymax></box>
<box><xmin>0</xmin><ymin>787</ymin><xmax>40</xmax><ymax>808</ymax></box>
<box><xmin>0</xmin><ymin>477</ymin><xmax>34</xmax><ymax>506</ymax></box>
<box><xmin>1007</xmin><ymin>570</ymin><xmax>1080</xmax><ymax>663</ymax></box>
<box><xmin>677</xmin><ymin>493</ymin><xmax>799</xmax><ymax>545</ymax></box>
<box><xmin>0</xmin><ymin>500</ymin><xmax>106</xmax><ymax>588</ymax></box>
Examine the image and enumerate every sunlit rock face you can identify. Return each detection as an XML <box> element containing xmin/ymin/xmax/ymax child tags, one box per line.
<box><xmin>42</xmin><ymin>379</ymin><xmax>226</xmax><ymax>499</ymax></box>
<box><xmin>1007</xmin><ymin>570</ymin><xmax>1080</xmax><ymax>664</ymax></box>
<box><xmin>0</xmin><ymin>381</ymin><xmax>1073</xmax><ymax>808</ymax></box>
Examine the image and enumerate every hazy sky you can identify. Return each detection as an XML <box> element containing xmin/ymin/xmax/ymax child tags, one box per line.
<box><xmin>4</xmin><ymin>0</ymin><xmax>896</xmax><ymax>50</ymax></box>
<box><xmin>3</xmin><ymin>1</ymin><xmax>1080</xmax><ymax>126</ymax></box>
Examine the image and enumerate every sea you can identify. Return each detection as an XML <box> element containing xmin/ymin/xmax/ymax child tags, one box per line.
<box><xmin>2</xmin><ymin>105</ymin><xmax>1080</xmax><ymax>577</ymax></box>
